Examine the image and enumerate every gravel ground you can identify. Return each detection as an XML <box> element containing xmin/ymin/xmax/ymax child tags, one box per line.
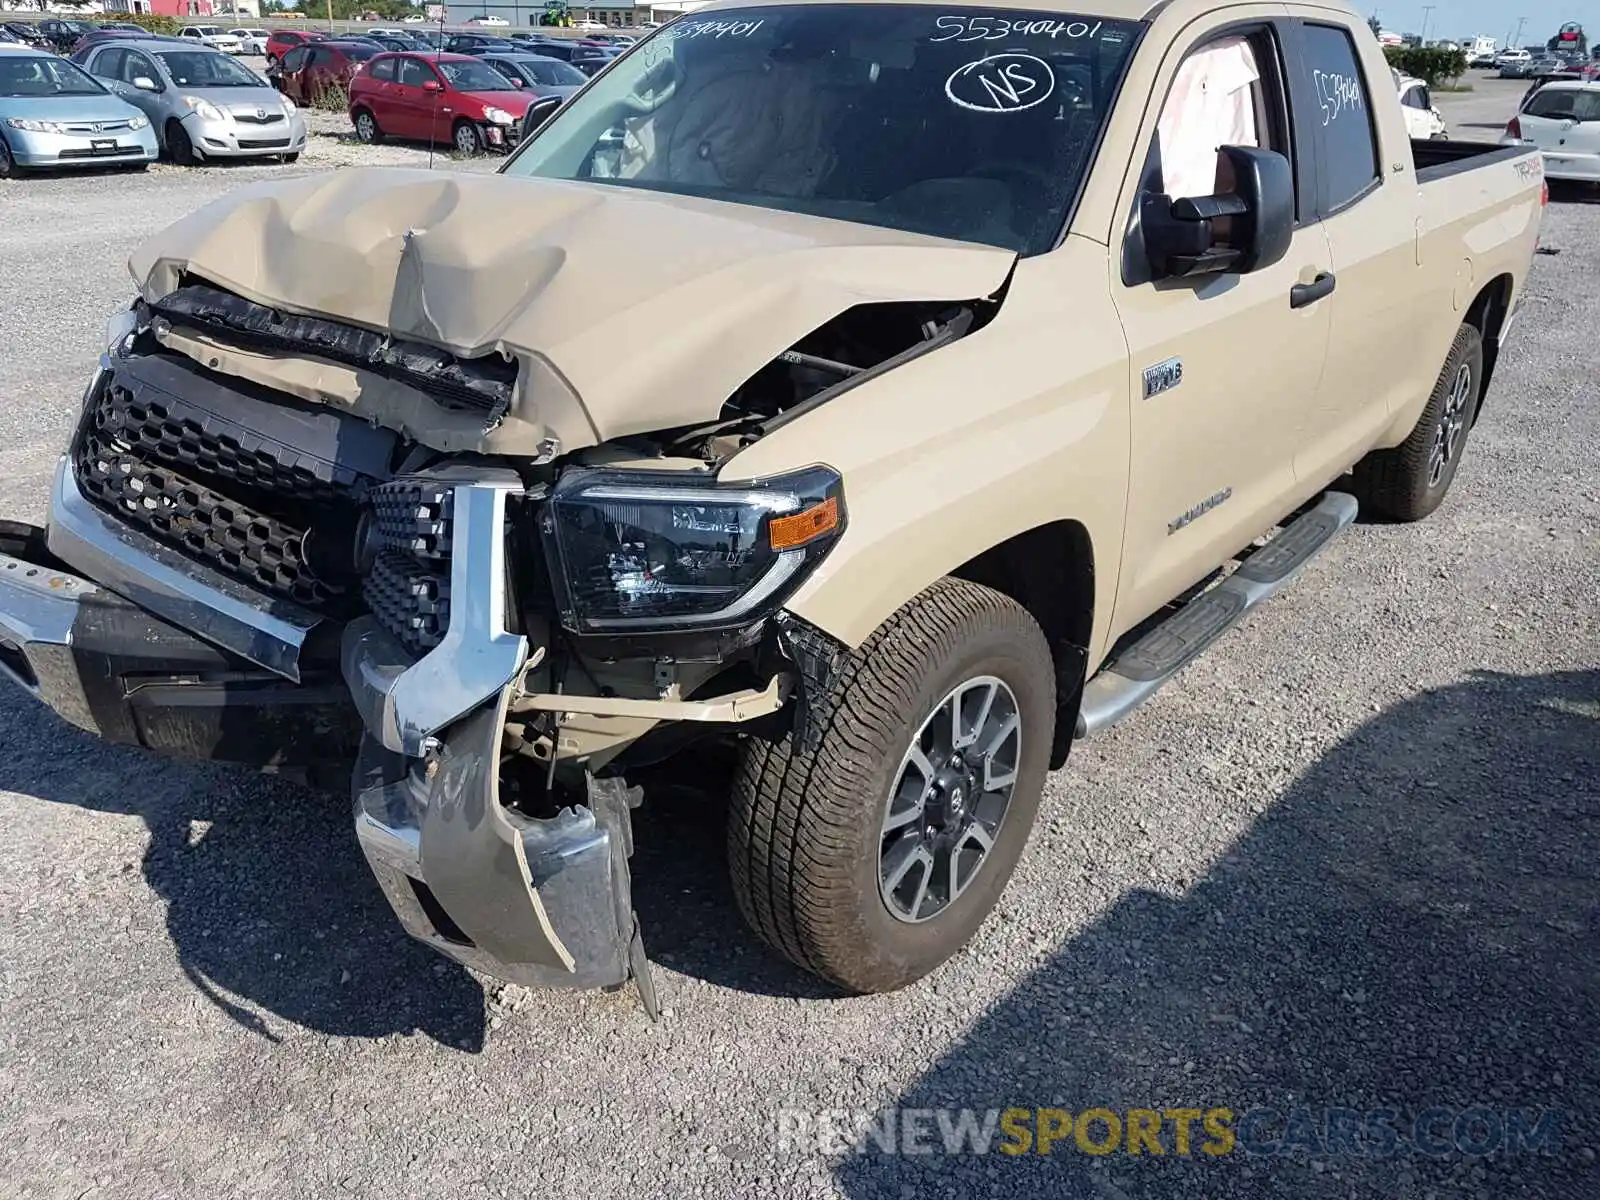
<box><xmin>0</xmin><ymin>82</ymin><xmax>1596</xmax><ymax>1200</ymax></box>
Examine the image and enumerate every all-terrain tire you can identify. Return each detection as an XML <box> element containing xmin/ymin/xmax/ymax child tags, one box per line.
<box><xmin>728</xmin><ymin>577</ymin><xmax>1055</xmax><ymax>993</ymax></box>
<box><xmin>1351</xmin><ymin>323</ymin><xmax>1484</xmax><ymax>522</ymax></box>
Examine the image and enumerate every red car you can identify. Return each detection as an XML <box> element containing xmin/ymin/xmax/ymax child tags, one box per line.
<box><xmin>263</xmin><ymin>28</ymin><xmax>323</xmax><ymax>67</ymax></box>
<box><xmin>349</xmin><ymin>52</ymin><xmax>536</xmax><ymax>154</ymax></box>
<box><xmin>272</xmin><ymin>39</ymin><xmax>380</xmax><ymax>106</ymax></box>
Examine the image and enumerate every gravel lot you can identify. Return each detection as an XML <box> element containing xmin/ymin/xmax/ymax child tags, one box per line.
<box><xmin>0</xmin><ymin>78</ymin><xmax>1596</xmax><ymax>1200</ymax></box>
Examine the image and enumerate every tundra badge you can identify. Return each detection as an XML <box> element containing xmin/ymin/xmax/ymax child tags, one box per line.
<box><xmin>1143</xmin><ymin>357</ymin><xmax>1183</xmax><ymax>398</ymax></box>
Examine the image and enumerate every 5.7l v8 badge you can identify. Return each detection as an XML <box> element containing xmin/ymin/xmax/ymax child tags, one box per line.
<box><xmin>1143</xmin><ymin>357</ymin><xmax>1183</xmax><ymax>399</ymax></box>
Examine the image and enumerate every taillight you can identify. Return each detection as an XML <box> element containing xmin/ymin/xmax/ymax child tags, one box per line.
<box><xmin>1507</xmin><ymin>116</ymin><xmax>1523</xmax><ymax>139</ymax></box>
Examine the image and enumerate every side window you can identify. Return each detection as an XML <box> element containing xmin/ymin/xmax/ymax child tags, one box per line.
<box><xmin>92</xmin><ymin>47</ymin><xmax>124</xmax><ymax>78</ymax></box>
<box><xmin>1400</xmin><ymin>84</ymin><xmax>1422</xmax><ymax>109</ymax></box>
<box><xmin>1415</xmin><ymin>85</ymin><xmax>1432</xmax><ymax>110</ymax></box>
<box><xmin>125</xmin><ymin>51</ymin><xmax>158</xmax><ymax>86</ymax></box>
<box><xmin>1299</xmin><ymin>23</ymin><xmax>1380</xmax><ymax>213</ymax></box>
<box><xmin>282</xmin><ymin>46</ymin><xmax>308</xmax><ymax>72</ymax></box>
<box><xmin>398</xmin><ymin>57</ymin><xmax>432</xmax><ymax>87</ymax></box>
<box><xmin>370</xmin><ymin>55</ymin><xmax>395</xmax><ymax>82</ymax></box>
<box><xmin>1156</xmin><ymin>35</ymin><xmax>1266</xmax><ymax>199</ymax></box>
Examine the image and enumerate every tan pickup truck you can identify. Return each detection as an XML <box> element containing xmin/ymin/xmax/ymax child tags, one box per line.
<box><xmin>0</xmin><ymin>0</ymin><xmax>1542</xmax><ymax>1010</ymax></box>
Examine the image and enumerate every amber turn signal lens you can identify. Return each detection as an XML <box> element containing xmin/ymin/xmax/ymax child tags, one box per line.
<box><xmin>768</xmin><ymin>496</ymin><xmax>840</xmax><ymax>551</ymax></box>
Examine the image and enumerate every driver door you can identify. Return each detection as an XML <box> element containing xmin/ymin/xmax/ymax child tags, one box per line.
<box><xmin>1109</xmin><ymin>17</ymin><xmax>1335</xmax><ymax>634</ymax></box>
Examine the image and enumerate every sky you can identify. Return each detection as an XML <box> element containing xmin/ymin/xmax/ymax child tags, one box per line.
<box><xmin>1366</xmin><ymin>3</ymin><xmax>1600</xmax><ymax>45</ymax></box>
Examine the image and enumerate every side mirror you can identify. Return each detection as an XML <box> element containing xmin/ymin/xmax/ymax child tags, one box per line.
<box><xmin>132</xmin><ymin>75</ymin><xmax>158</xmax><ymax>92</ymax></box>
<box><xmin>524</xmin><ymin>94</ymin><xmax>561</xmax><ymax>132</ymax></box>
<box><xmin>421</xmin><ymin>79</ymin><xmax>442</xmax><ymax>92</ymax></box>
<box><xmin>1142</xmin><ymin>145</ymin><xmax>1293</xmax><ymax>279</ymax></box>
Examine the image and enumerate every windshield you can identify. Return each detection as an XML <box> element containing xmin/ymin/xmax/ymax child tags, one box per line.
<box><xmin>193</xmin><ymin>26</ymin><xmax>222</xmax><ymax>35</ymax></box>
<box><xmin>156</xmin><ymin>51</ymin><xmax>264</xmax><ymax>86</ymax></box>
<box><xmin>438</xmin><ymin>59</ymin><xmax>516</xmax><ymax>90</ymax></box>
<box><xmin>0</xmin><ymin>54</ymin><xmax>106</xmax><ymax>97</ymax></box>
<box><xmin>526</xmin><ymin>58</ymin><xmax>586</xmax><ymax>86</ymax></box>
<box><xmin>505</xmin><ymin>5</ymin><xmax>1141</xmax><ymax>254</ymax></box>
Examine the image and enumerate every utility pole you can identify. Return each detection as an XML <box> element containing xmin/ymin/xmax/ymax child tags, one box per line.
<box><xmin>1419</xmin><ymin>4</ymin><xmax>1434</xmax><ymax>43</ymax></box>
<box><xmin>1509</xmin><ymin>16</ymin><xmax>1526</xmax><ymax>51</ymax></box>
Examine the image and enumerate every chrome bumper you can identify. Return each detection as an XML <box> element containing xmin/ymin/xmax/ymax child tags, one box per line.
<box><xmin>0</xmin><ymin>548</ymin><xmax>101</xmax><ymax>734</ymax></box>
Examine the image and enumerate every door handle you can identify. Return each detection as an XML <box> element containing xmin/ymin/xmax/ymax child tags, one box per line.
<box><xmin>1290</xmin><ymin>272</ymin><xmax>1337</xmax><ymax>309</ymax></box>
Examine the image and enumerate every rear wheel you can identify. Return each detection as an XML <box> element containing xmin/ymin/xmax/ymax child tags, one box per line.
<box><xmin>728</xmin><ymin>578</ymin><xmax>1055</xmax><ymax>993</ymax></box>
<box><xmin>452</xmin><ymin>119</ymin><xmax>483</xmax><ymax>156</ymax></box>
<box><xmin>1351</xmin><ymin>323</ymin><xmax>1483</xmax><ymax>521</ymax></box>
<box><xmin>352</xmin><ymin>107</ymin><xmax>383</xmax><ymax>143</ymax></box>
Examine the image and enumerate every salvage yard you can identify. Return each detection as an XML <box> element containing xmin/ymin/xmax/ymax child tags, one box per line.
<box><xmin>0</xmin><ymin>78</ymin><xmax>1597</xmax><ymax>1200</ymax></box>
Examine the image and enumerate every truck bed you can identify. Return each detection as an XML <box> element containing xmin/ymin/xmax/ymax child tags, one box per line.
<box><xmin>1413</xmin><ymin>138</ymin><xmax>1529</xmax><ymax>184</ymax></box>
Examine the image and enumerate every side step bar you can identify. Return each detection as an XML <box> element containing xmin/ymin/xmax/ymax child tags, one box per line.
<box><xmin>1076</xmin><ymin>491</ymin><xmax>1359</xmax><ymax>738</ymax></box>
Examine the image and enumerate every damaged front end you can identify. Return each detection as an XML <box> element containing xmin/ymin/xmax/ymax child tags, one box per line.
<box><xmin>2</xmin><ymin>174</ymin><xmax>1009</xmax><ymax>1002</ymax></box>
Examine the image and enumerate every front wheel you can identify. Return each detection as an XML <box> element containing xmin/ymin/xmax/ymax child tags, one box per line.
<box><xmin>728</xmin><ymin>578</ymin><xmax>1055</xmax><ymax>993</ymax></box>
<box><xmin>165</xmin><ymin>120</ymin><xmax>198</xmax><ymax>166</ymax></box>
<box><xmin>0</xmin><ymin>135</ymin><xmax>19</xmax><ymax>179</ymax></box>
<box><xmin>1351</xmin><ymin>322</ymin><xmax>1484</xmax><ymax>522</ymax></box>
<box><xmin>452</xmin><ymin>119</ymin><xmax>483</xmax><ymax>156</ymax></box>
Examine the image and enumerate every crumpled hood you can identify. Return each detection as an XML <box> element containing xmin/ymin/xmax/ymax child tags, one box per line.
<box><xmin>128</xmin><ymin>167</ymin><xmax>1015</xmax><ymax>454</ymax></box>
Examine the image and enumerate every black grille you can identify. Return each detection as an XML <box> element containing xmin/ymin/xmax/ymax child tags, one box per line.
<box><xmin>72</xmin><ymin>357</ymin><xmax>396</xmax><ymax>613</ymax></box>
<box><xmin>361</xmin><ymin>479</ymin><xmax>455</xmax><ymax>655</ymax></box>
<box><xmin>237</xmin><ymin>138</ymin><xmax>292</xmax><ymax>150</ymax></box>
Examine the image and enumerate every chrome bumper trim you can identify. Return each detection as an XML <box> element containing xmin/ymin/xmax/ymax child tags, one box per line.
<box><xmin>342</xmin><ymin>475</ymin><xmax>529</xmax><ymax>757</ymax></box>
<box><xmin>0</xmin><ymin>550</ymin><xmax>99</xmax><ymax>733</ymax></box>
<box><xmin>45</xmin><ymin>456</ymin><xmax>318</xmax><ymax>681</ymax></box>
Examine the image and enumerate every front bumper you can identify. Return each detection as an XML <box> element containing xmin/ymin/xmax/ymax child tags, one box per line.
<box><xmin>186</xmin><ymin>111</ymin><xmax>307</xmax><ymax>158</ymax></box>
<box><xmin>6</xmin><ymin>124</ymin><xmax>158</xmax><ymax>168</ymax></box>
<box><xmin>0</xmin><ymin>521</ymin><xmax>359</xmax><ymax>766</ymax></box>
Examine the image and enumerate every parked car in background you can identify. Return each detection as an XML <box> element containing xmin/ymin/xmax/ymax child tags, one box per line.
<box><xmin>68</xmin><ymin>28</ymin><xmax>186</xmax><ymax>64</ymax></box>
<box><xmin>35</xmin><ymin>19</ymin><xmax>96</xmax><ymax>52</ymax></box>
<box><xmin>1496</xmin><ymin>48</ymin><xmax>1533</xmax><ymax>75</ymax></box>
<box><xmin>572</xmin><ymin>47</ymin><xmax>621</xmax><ymax>76</ymax></box>
<box><xmin>229</xmin><ymin>29</ymin><xmax>271</xmax><ymax>56</ymax></box>
<box><xmin>1</xmin><ymin>24</ymin><xmax>48</xmax><ymax>47</ymax></box>
<box><xmin>1398</xmin><ymin>75</ymin><xmax>1446</xmax><ymax>138</ymax></box>
<box><xmin>572</xmin><ymin>19</ymin><xmax>605</xmax><ymax>30</ymax></box>
<box><xmin>0</xmin><ymin>48</ymin><xmax>157</xmax><ymax>177</ymax></box>
<box><xmin>0</xmin><ymin>25</ymin><xmax>27</xmax><ymax>46</ymax></box>
<box><xmin>348</xmin><ymin>51</ymin><xmax>532</xmax><ymax>153</ymax></box>
<box><xmin>82</xmin><ymin>38</ymin><xmax>305</xmax><ymax>165</ymax></box>
<box><xmin>464</xmin><ymin>15</ymin><xmax>509</xmax><ymax>25</ymax></box>
<box><xmin>410</xmin><ymin>29</ymin><xmax>445</xmax><ymax>48</ymax></box>
<box><xmin>367</xmin><ymin>34</ymin><xmax>430</xmax><ymax>53</ymax></box>
<box><xmin>443</xmin><ymin>33</ymin><xmax>518</xmax><ymax>54</ymax></box>
<box><xmin>474</xmin><ymin>51</ymin><xmax>587</xmax><ymax>102</ymax></box>
<box><xmin>270</xmin><ymin>38</ymin><xmax>379</xmax><ymax>106</ymax></box>
<box><xmin>1503</xmin><ymin>80</ymin><xmax>1600</xmax><ymax>184</ymax></box>
<box><xmin>264</xmin><ymin>29</ymin><xmax>322</xmax><ymax>67</ymax></box>
<box><xmin>95</xmin><ymin>23</ymin><xmax>150</xmax><ymax>34</ymax></box>
<box><xmin>178</xmin><ymin>26</ymin><xmax>243</xmax><ymax>55</ymax></box>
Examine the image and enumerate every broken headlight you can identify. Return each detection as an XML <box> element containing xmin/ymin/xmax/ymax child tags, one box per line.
<box><xmin>541</xmin><ymin>466</ymin><xmax>845</xmax><ymax>634</ymax></box>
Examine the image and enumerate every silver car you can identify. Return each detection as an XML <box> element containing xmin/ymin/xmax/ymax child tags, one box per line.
<box><xmin>177</xmin><ymin>25</ymin><xmax>243</xmax><ymax>55</ymax></box>
<box><xmin>0</xmin><ymin>47</ymin><xmax>157</xmax><ymax>177</ymax></box>
<box><xmin>81</xmin><ymin>38</ymin><xmax>305</xmax><ymax>165</ymax></box>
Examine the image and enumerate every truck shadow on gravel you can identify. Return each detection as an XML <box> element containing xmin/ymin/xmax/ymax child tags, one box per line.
<box><xmin>0</xmin><ymin>697</ymin><xmax>487</xmax><ymax>1051</ymax></box>
<box><xmin>836</xmin><ymin>668</ymin><xmax>1599</xmax><ymax>1199</ymax></box>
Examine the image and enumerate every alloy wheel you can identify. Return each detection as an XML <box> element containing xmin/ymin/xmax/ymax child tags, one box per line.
<box><xmin>879</xmin><ymin>675</ymin><xmax>1021</xmax><ymax>924</ymax></box>
<box><xmin>1429</xmin><ymin>362</ymin><xmax>1474</xmax><ymax>487</ymax></box>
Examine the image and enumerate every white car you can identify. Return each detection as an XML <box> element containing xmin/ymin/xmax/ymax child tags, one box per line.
<box><xmin>401</xmin><ymin>14</ymin><xmax>428</xmax><ymax>21</ymax></box>
<box><xmin>228</xmin><ymin>28</ymin><xmax>269</xmax><ymax>55</ymax></box>
<box><xmin>1397</xmin><ymin>76</ymin><xmax>1447</xmax><ymax>139</ymax></box>
<box><xmin>1503</xmin><ymin>80</ymin><xmax>1600</xmax><ymax>183</ymax></box>
<box><xmin>178</xmin><ymin>25</ymin><xmax>243</xmax><ymax>54</ymax></box>
<box><xmin>464</xmin><ymin>15</ymin><xmax>509</xmax><ymax>25</ymax></box>
<box><xmin>572</xmin><ymin>19</ymin><xmax>605</xmax><ymax>30</ymax></box>
<box><xmin>1495</xmin><ymin>49</ymin><xmax>1532</xmax><ymax>66</ymax></box>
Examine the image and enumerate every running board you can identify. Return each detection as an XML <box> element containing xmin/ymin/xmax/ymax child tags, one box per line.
<box><xmin>1075</xmin><ymin>491</ymin><xmax>1359</xmax><ymax>738</ymax></box>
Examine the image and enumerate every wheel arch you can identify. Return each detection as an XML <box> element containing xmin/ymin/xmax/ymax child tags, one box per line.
<box><xmin>950</xmin><ymin>520</ymin><xmax>1095</xmax><ymax>770</ymax></box>
<box><xmin>1463</xmin><ymin>273</ymin><xmax>1515</xmax><ymax>423</ymax></box>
